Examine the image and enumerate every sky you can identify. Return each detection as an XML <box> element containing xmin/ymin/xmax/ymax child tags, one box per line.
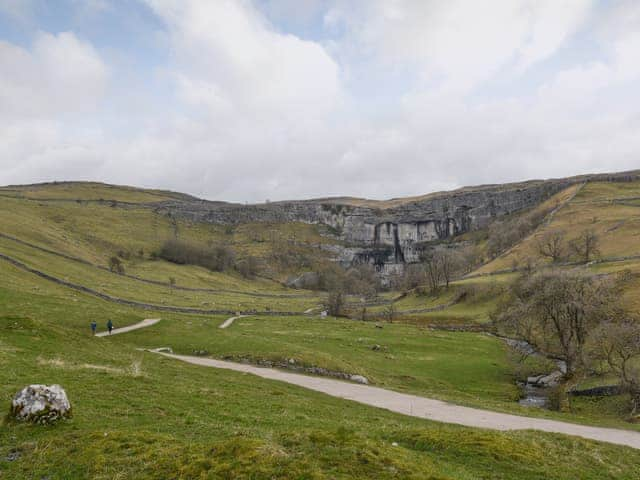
<box><xmin>0</xmin><ymin>0</ymin><xmax>639</xmax><ymax>203</ymax></box>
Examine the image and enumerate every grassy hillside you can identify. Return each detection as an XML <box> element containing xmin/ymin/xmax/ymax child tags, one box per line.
<box><xmin>2</xmin><ymin>180</ymin><xmax>640</xmax><ymax>477</ymax></box>
<box><xmin>0</xmin><ymin>186</ymin><xmax>342</xmax><ymax>285</ymax></box>
<box><xmin>478</xmin><ymin>181</ymin><xmax>640</xmax><ymax>273</ymax></box>
<box><xmin>2</xmin><ymin>260</ymin><xmax>640</xmax><ymax>479</ymax></box>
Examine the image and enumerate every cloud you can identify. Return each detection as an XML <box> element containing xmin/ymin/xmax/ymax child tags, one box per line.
<box><xmin>0</xmin><ymin>0</ymin><xmax>639</xmax><ymax>203</ymax></box>
<box><xmin>0</xmin><ymin>31</ymin><xmax>108</xmax><ymax>117</ymax></box>
<box><xmin>326</xmin><ymin>0</ymin><xmax>594</xmax><ymax>92</ymax></box>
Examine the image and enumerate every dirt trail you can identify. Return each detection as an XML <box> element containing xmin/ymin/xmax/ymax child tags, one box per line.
<box><xmin>154</xmin><ymin>352</ymin><xmax>640</xmax><ymax>450</ymax></box>
<box><xmin>219</xmin><ymin>315</ymin><xmax>246</xmax><ymax>329</ymax></box>
<box><xmin>96</xmin><ymin>318</ymin><xmax>161</xmax><ymax>337</ymax></box>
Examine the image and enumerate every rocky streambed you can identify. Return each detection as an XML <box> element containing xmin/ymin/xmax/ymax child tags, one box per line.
<box><xmin>500</xmin><ymin>336</ymin><xmax>567</xmax><ymax>409</ymax></box>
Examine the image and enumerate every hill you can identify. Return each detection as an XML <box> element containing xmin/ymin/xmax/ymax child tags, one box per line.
<box><xmin>2</xmin><ymin>173</ymin><xmax>640</xmax><ymax>478</ymax></box>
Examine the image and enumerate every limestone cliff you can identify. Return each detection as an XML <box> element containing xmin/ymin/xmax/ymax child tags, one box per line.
<box><xmin>154</xmin><ymin>170</ymin><xmax>640</xmax><ymax>272</ymax></box>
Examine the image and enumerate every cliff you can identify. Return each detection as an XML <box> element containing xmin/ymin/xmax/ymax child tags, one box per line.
<box><xmin>154</xmin><ymin>170</ymin><xmax>640</xmax><ymax>272</ymax></box>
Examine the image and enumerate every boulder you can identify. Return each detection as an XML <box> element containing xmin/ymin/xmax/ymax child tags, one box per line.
<box><xmin>527</xmin><ymin>371</ymin><xmax>563</xmax><ymax>388</ymax></box>
<box><xmin>10</xmin><ymin>384</ymin><xmax>71</xmax><ymax>424</ymax></box>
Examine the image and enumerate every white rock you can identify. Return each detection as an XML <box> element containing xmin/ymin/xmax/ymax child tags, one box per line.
<box><xmin>350</xmin><ymin>375</ymin><xmax>369</xmax><ymax>385</ymax></box>
<box><xmin>11</xmin><ymin>384</ymin><xmax>71</xmax><ymax>424</ymax></box>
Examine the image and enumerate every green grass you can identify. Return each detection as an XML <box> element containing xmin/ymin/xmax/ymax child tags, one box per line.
<box><xmin>125</xmin><ymin>314</ymin><xmax>521</xmax><ymax>406</ymax></box>
<box><xmin>0</xmin><ymin>181</ymin><xmax>185</xmax><ymax>202</ymax></box>
<box><xmin>366</xmin><ymin>276</ymin><xmax>513</xmax><ymax>325</ymax></box>
<box><xmin>2</xmin><ymin>180</ymin><xmax>640</xmax><ymax>477</ymax></box>
<box><xmin>1</xmin><ymin>265</ymin><xmax>640</xmax><ymax>478</ymax></box>
<box><xmin>0</xmin><ymin>190</ymin><xmax>342</xmax><ymax>283</ymax></box>
<box><xmin>0</xmin><ymin>235</ymin><xmax>321</xmax><ymax>312</ymax></box>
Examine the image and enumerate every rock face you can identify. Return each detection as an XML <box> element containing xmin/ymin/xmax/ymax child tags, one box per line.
<box><xmin>153</xmin><ymin>171</ymin><xmax>640</xmax><ymax>274</ymax></box>
<box><xmin>11</xmin><ymin>384</ymin><xmax>71</xmax><ymax>424</ymax></box>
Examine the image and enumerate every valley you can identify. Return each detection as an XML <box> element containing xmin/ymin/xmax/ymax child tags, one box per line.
<box><xmin>2</xmin><ymin>176</ymin><xmax>640</xmax><ymax>479</ymax></box>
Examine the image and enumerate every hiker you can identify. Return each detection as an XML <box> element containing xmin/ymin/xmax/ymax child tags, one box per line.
<box><xmin>90</xmin><ymin>321</ymin><xmax>97</xmax><ymax>335</ymax></box>
<box><xmin>107</xmin><ymin>319</ymin><xmax>114</xmax><ymax>335</ymax></box>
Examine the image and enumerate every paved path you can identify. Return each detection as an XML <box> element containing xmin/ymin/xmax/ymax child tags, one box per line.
<box><xmin>154</xmin><ymin>352</ymin><xmax>640</xmax><ymax>450</ymax></box>
<box><xmin>96</xmin><ymin>318</ymin><xmax>161</xmax><ymax>337</ymax></box>
<box><xmin>219</xmin><ymin>315</ymin><xmax>246</xmax><ymax>329</ymax></box>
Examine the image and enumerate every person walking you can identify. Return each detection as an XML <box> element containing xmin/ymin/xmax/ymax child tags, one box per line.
<box><xmin>90</xmin><ymin>320</ymin><xmax>97</xmax><ymax>335</ymax></box>
<box><xmin>107</xmin><ymin>319</ymin><xmax>114</xmax><ymax>335</ymax></box>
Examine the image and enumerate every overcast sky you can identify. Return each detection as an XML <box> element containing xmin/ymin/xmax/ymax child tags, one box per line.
<box><xmin>0</xmin><ymin>0</ymin><xmax>639</xmax><ymax>202</ymax></box>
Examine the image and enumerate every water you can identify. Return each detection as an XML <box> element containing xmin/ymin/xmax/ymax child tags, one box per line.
<box><xmin>518</xmin><ymin>383</ymin><xmax>551</xmax><ymax>408</ymax></box>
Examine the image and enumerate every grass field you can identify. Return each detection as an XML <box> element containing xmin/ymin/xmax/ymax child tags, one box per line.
<box><xmin>2</xmin><ymin>260</ymin><xmax>640</xmax><ymax>478</ymax></box>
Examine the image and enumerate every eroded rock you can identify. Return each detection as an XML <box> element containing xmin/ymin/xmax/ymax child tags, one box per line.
<box><xmin>10</xmin><ymin>384</ymin><xmax>71</xmax><ymax>424</ymax></box>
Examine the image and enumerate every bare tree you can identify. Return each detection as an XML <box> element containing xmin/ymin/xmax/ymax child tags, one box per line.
<box><xmin>108</xmin><ymin>256</ymin><xmax>125</xmax><ymax>274</ymax></box>
<box><xmin>495</xmin><ymin>269</ymin><xmax>614</xmax><ymax>409</ymax></box>
<box><xmin>420</xmin><ymin>250</ymin><xmax>442</xmax><ymax>293</ymax></box>
<box><xmin>589</xmin><ymin>319</ymin><xmax>640</xmax><ymax>419</ymax></box>
<box><xmin>326</xmin><ymin>289</ymin><xmax>345</xmax><ymax>317</ymax></box>
<box><xmin>570</xmin><ymin>229</ymin><xmax>600</xmax><ymax>263</ymax></box>
<box><xmin>536</xmin><ymin>230</ymin><xmax>566</xmax><ymax>263</ymax></box>
<box><xmin>439</xmin><ymin>249</ymin><xmax>457</xmax><ymax>288</ymax></box>
<box><xmin>419</xmin><ymin>248</ymin><xmax>458</xmax><ymax>291</ymax></box>
<box><xmin>383</xmin><ymin>303</ymin><xmax>396</xmax><ymax>323</ymax></box>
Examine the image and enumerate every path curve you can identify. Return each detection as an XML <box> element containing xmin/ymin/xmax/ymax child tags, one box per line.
<box><xmin>219</xmin><ymin>315</ymin><xmax>246</xmax><ymax>329</ymax></box>
<box><xmin>154</xmin><ymin>352</ymin><xmax>640</xmax><ymax>450</ymax></box>
<box><xmin>96</xmin><ymin>318</ymin><xmax>161</xmax><ymax>337</ymax></box>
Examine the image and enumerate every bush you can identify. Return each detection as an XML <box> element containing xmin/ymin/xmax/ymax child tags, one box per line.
<box><xmin>236</xmin><ymin>256</ymin><xmax>260</xmax><ymax>279</ymax></box>
<box><xmin>108</xmin><ymin>256</ymin><xmax>125</xmax><ymax>274</ymax></box>
<box><xmin>158</xmin><ymin>239</ymin><xmax>235</xmax><ymax>272</ymax></box>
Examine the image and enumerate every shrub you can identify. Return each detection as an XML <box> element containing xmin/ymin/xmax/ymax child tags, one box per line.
<box><xmin>158</xmin><ymin>239</ymin><xmax>235</xmax><ymax>272</ymax></box>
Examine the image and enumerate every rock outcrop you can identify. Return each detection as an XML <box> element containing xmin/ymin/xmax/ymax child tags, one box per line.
<box><xmin>10</xmin><ymin>384</ymin><xmax>71</xmax><ymax>424</ymax></box>
<box><xmin>154</xmin><ymin>170</ymin><xmax>640</xmax><ymax>274</ymax></box>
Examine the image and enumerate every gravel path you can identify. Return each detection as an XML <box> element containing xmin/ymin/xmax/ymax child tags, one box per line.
<box><xmin>96</xmin><ymin>318</ymin><xmax>161</xmax><ymax>337</ymax></box>
<box><xmin>155</xmin><ymin>352</ymin><xmax>640</xmax><ymax>450</ymax></box>
<box><xmin>219</xmin><ymin>315</ymin><xmax>246</xmax><ymax>329</ymax></box>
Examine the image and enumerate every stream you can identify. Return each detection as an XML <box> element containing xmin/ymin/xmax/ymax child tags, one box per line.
<box><xmin>499</xmin><ymin>336</ymin><xmax>567</xmax><ymax>409</ymax></box>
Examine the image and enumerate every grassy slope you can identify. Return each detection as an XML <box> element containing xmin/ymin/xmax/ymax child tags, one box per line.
<box><xmin>477</xmin><ymin>181</ymin><xmax>640</xmax><ymax>274</ymax></box>
<box><xmin>2</xmin><ymin>262</ymin><xmax>640</xmax><ymax>478</ymax></box>
<box><xmin>0</xmin><ymin>189</ymin><xmax>340</xmax><ymax>286</ymax></box>
<box><xmin>1</xmin><ymin>257</ymin><xmax>637</xmax><ymax>429</ymax></box>
<box><xmin>0</xmin><ymin>235</ymin><xmax>319</xmax><ymax>312</ymax></box>
<box><xmin>387</xmin><ymin>181</ymin><xmax>640</xmax><ymax>327</ymax></box>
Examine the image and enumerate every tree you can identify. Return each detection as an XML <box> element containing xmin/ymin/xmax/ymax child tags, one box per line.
<box><xmin>495</xmin><ymin>270</ymin><xmax>614</xmax><ymax>409</ymax></box>
<box><xmin>419</xmin><ymin>248</ymin><xmax>457</xmax><ymax>292</ymax></box>
<box><xmin>420</xmin><ymin>249</ymin><xmax>442</xmax><ymax>293</ymax></box>
<box><xmin>326</xmin><ymin>289</ymin><xmax>345</xmax><ymax>317</ymax></box>
<box><xmin>383</xmin><ymin>303</ymin><xmax>396</xmax><ymax>323</ymax></box>
<box><xmin>536</xmin><ymin>230</ymin><xmax>566</xmax><ymax>263</ymax></box>
<box><xmin>588</xmin><ymin>319</ymin><xmax>640</xmax><ymax>419</ymax></box>
<box><xmin>169</xmin><ymin>276</ymin><xmax>176</xmax><ymax>294</ymax></box>
<box><xmin>570</xmin><ymin>230</ymin><xmax>600</xmax><ymax>263</ymax></box>
<box><xmin>108</xmin><ymin>256</ymin><xmax>125</xmax><ymax>274</ymax></box>
<box><xmin>439</xmin><ymin>249</ymin><xmax>457</xmax><ymax>288</ymax></box>
<box><xmin>236</xmin><ymin>256</ymin><xmax>260</xmax><ymax>279</ymax></box>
